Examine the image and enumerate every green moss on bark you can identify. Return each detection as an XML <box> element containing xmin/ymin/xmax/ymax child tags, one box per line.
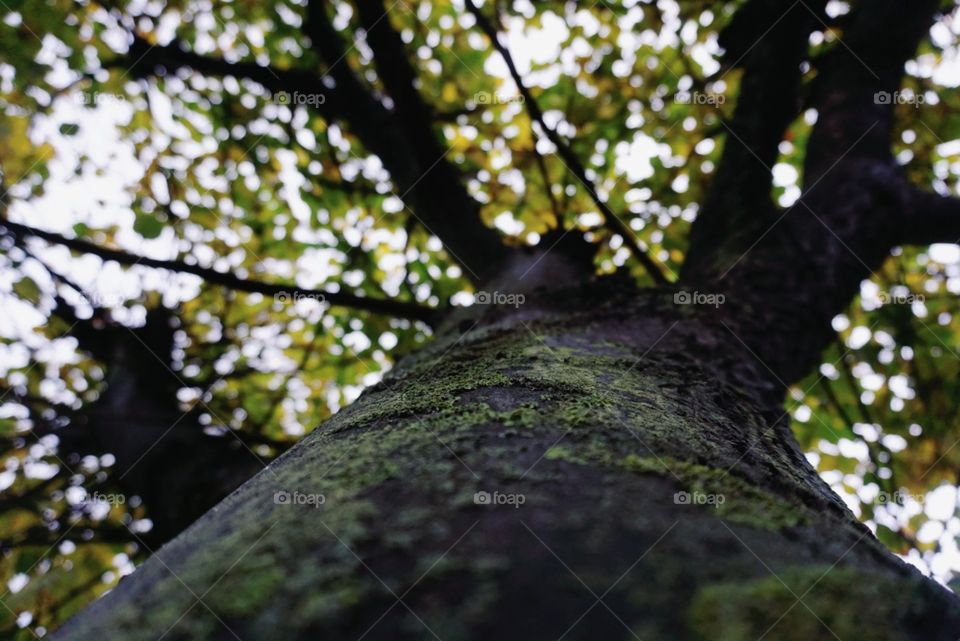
<box><xmin>55</xmin><ymin>316</ymin><xmax>958</xmax><ymax>641</ymax></box>
<box><xmin>689</xmin><ymin>567</ymin><xmax>910</xmax><ymax>640</ymax></box>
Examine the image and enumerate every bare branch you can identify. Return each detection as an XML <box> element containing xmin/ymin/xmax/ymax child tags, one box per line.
<box><xmin>1</xmin><ymin>219</ymin><xmax>439</xmax><ymax>324</ymax></box>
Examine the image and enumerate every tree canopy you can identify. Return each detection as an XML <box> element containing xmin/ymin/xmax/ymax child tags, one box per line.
<box><xmin>2</xmin><ymin>0</ymin><xmax>960</xmax><ymax>637</ymax></box>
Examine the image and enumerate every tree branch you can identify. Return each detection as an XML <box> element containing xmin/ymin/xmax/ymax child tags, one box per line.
<box><xmin>465</xmin><ymin>0</ymin><xmax>668</xmax><ymax>286</ymax></box>
<box><xmin>115</xmin><ymin>10</ymin><xmax>519</xmax><ymax>284</ymax></box>
<box><xmin>352</xmin><ymin>0</ymin><xmax>436</xmax><ymax>141</ymax></box>
<box><xmin>679</xmin><ymin>0</ymin><xmax>947</xmax><ymax>387</ymax></box>
<box><xmin>110</xmin><ymin>35</ymin><xmax>344</xmax><ymax>119</ymax></box>
<box><xmin>682</xmin><ymin>0</ymin><xmax>827</xmax><ymax>279</ymax></box>
<box><xmin>902</xmin><ymin>188</ymin><xmax>960</xmax><ymax>246</ymax></box>
<box><xmin>803</xmin><ymin>0</ymin><xmax>942</xmax><ymax>177</ymax></box>
<box><xmin>0</xmin><ymin>219</ymin><xmax>439</xmax><ymax>324</ymax></box>
<box><xmin>318</xmin><ymin>0</ymin><xmax>516</xmax><ymax>283</ymax></box>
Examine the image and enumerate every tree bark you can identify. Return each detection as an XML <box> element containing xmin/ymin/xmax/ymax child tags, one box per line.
<box><xmin>55</xmin><ymin>258</ymin><xmax>960</xmax><ymax>640</ymax></box>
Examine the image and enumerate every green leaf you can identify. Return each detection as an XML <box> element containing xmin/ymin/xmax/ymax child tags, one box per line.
<box><xmin>15</xmin><ymin>552</ymin><xmax>39</xmax><ymax>574</ymax></box>
<box><xmin>12</xmin><ymin>277</ymin><xmax>41</xmax><ymax>304</ymax></box>
<box><xmin>133</xmin><ymin>214</ymin><xmax>164</xmax><ymax>239</ymax></box>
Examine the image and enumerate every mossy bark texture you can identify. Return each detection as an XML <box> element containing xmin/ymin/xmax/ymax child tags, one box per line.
<box><xmin>56</xmin><ymin>286</ymin><xmax>960</xmax><ymax>640</ymax></box>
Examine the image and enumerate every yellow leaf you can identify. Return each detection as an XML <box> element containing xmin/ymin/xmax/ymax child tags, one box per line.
<box><xmin>441</xmin><ymin>82</ymin><xmax>458</xmax><ymax>103</ymax></box>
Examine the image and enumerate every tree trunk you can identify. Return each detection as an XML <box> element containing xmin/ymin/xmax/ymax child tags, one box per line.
<box><xmin>54</xmin><ymin>260</ymin><xmax>960</xmax><ymax>641</ymax></box>
<box><xmin>57</xmin><ymin>307</ymin><xmax>264</xmax><ymax>545</ymax></box>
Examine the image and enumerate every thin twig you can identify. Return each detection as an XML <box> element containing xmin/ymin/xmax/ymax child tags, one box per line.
<box><xmin>465</xmin><ymin>0</ymin><xmax>669</xmax><ymax>285</ymax></box>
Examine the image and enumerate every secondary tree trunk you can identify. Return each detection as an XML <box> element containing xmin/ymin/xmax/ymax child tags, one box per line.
<box><xmin>56</xmin><ymin>266</ymin><xmax>960</xmax><ymax>640</ymax></box>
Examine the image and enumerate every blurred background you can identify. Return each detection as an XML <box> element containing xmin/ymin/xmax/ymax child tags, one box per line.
<box><xmin>2</xmin><ymin>0</ymin><xmax>960</xmax><ymax>637</ymax></box>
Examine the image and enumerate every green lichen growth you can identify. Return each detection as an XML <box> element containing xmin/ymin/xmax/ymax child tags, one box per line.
<box><xmin>544</xmin><ymin>445</ymin><xmax>581</xmax><ymax>462</ymax></box>
<box><xmin>624</xmin><ymin>454</ymin><xmax>807</xmax><ymax>529</ymax></box>
<box><xmin>544</xmin><ymin>444</ymin><xmax>807</xmax><ymax>529</ymax></box>
<box><xmin>206</xmin><ymin>563</ymin><xmax>285</xmax><ymax>618</ymax></box>
<box><xmin>689</xmin><ymin>567</ymin><xmax>909</xmax><ymax>641</ymax></box>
